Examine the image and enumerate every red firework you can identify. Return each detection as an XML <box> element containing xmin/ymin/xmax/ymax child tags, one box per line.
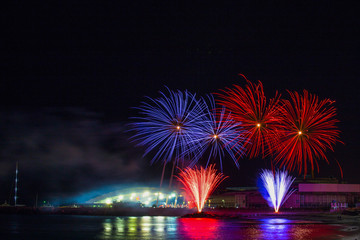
<box><xmin>176</xmin><ymin>165</ymin><xmax>227</xmax><ymax>212</ymax></box>
<box><xmin>216</xmin><ymin>75</ymin><xmax>281</xmax><ymax>158</ymax></box>
<box><xmin>274</xmin><ymin>90</ymin><xmax>342</xmax><ymax>176</ymax></box>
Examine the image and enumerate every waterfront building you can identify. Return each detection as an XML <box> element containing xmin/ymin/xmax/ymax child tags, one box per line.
<box><xmin>208</xmin><ymin>180</ymin><xmax>360</xmax><ymax>209</ymax></box>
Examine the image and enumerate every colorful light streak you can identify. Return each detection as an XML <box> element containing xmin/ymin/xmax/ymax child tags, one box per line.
<box><xmin>131</xmin><ymin>88</ymin><xmax>205</xmax><ymax>164</ymax></box>
<box><xmin>274</xmin><ymin>90</ymin><xmax>342</xmax><ymax>176</ymax></box>
<box><xmin>176</xmin><ymin>164</ymin><xmax>227</xmax><ymax>212</ymax></box>
<box><xmin>259</xmin><ymin>169</ymin><xmax>296</xmax><ymax>213</ymax></box>
<box><xmin>216</xmin><ymin>75</ymin><xmax>282</xmax><ymax>158</ymax></box>
<box><xmin>131</xmin><ymin>79</ymin><xmax>342</xmax><ymax>180</ymax></box>
<box><xmin>189</xmin><ymin>95</ymin><xmax>247</xmax><ymax>171</ymax></box>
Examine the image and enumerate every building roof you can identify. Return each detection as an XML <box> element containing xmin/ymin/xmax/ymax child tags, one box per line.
<box><xmin>298</xmin><ymin>183</ymin><xmax>360</xmax><ymax>193</ymax></box>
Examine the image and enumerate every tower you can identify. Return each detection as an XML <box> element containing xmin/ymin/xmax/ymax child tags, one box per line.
<box><xmin>14</xmin><ymin>161</ymin><xmax>18</xmax><ymax>206</ymax></box>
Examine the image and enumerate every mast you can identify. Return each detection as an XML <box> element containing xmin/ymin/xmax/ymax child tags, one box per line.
<box><xmin>14</xmin><ymin>161</ymin><xmax>18</xmax><ymax>206</ymax></box>
<box><xmin>35</xmin><ymin>193</ymin><xmax>38</xmax><ymax>208</ymax></box>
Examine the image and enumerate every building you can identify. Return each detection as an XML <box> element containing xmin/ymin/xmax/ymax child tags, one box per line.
<box><xmin>208</xmin><ymin>182</ymin><xmax>360</xmax><ymax>209</ymax></box>
<box><xmin>294</xmin><ymin>183</ymin><xmax>360</xmax><ymax>208</ymax></box>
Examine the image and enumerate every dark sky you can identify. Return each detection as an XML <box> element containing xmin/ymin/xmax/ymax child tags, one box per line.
<box><xmin>1</xmin><ymin>2</ymin><xmax>359</xmax><ymax>205</ymax></box>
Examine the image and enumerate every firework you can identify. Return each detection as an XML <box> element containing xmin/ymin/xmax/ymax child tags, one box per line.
<box><xmin>176</xmin><ymin>164</ymin><xmax>228</xmax><ymax>212</ymax></box>
<box><xmin>216</xmin><ymin>75</ymin><xmax>281</xmax><ymax>158</ymax></box>
<box><xmin>131</xmin><ymin>88</ymin><xmax>205</xmax><ymax>165</ymax></box>
<box><xmin>274</xmin><ymin>90</ymin><xmax>341</xmax><ymax>176</ymax></box>
<box><xmin>259</xmin><ymin>169</ymin><xmax>296</xmax><ymax>213</ymax></box>
<box><xmin>189</xmin><ymin>95</ymin><xmax>247</xmax><ymax>171</ymax></box>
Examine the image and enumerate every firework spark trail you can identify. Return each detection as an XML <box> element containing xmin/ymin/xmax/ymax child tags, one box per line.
<box><xmin>187</xmin><ymin>95</ymin><xmax>247</xmax><ymax>171</ymax></box>
<box><xmin>274</xmin><ymin>90</ymin><xmax>342</xmax><ymax>176</ymax></box>
<box><xmin>176</xmin><ymin>164</ymin><xmax>228</xmax><ymax>213</ymax></box>
<box><xmin>216</xmin><ymin>75</ymin><xmax>282</xmax><ymax>158</ymax></box>
<box><xmin>259</xmin><ymin>169</ymin><xmax>296</xmax><ymax>213</ymax></box>
<box><xmin>131</xmin><ymin>88</ymin><xmax>206</xmax><ymax>165</ymax></box>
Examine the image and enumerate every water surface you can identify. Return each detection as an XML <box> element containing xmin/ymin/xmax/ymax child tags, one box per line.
<box><xmin>0</xmin><ymin>214</ymin><xmax>353</xmax><ymax>239</ymax></box>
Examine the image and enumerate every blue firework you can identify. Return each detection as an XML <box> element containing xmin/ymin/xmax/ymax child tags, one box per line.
<box><xmin>258</xmin><ymin>169</ymin><xmax>296</xmax><ymax>213</ymax></box>
<box><xmin>189</xmin><ymin>95</ymin><xmax>247</xmax><ymax>171</ymax></box>
<box><xmin>131</xmin><ymin>88</ymin><xmax>205</xmax><ymax>165</ymax></box>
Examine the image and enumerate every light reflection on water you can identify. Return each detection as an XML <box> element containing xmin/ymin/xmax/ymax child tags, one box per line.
<box><xmin>259</xmin><ymin>218</ymin><xmax>304</xmax><ymax>240</ymax></box>
<box><xmin>258</xmin><ymin>218</ymin><xmax>341</xmax><ymax>240</ymax></box>
<box><xmin>259</xmin><ymin>218</ymin><xmax>291</xmax><ymax>239</ymax></box>
<box><xmin>178</xmin><ymin>218</ymin><xmax>224</xmax><ymax>239</ymax></box>
<box><xmin>0</xmin><ymin>215</ymin><xmax>344</xmax><ymax>240</ymax></box>
<box><xmin>97</xmin><ymin>216</ymin><xmax>341</xmax><ymax>240</ymax></box>
<box><xmin>100</xmin><ymin>216</ymin><xmax>177</xmax><ymax>239</ymax></box>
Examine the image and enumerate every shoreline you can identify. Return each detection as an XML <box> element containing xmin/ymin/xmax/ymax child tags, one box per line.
<box><xmin>1</xmin><ymin>206</ymin><xmax>359</xmax><ymax>220</ymax></box>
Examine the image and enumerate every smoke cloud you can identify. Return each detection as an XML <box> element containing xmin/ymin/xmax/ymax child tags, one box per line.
<box><xmin>0</xmin><ymin>108</ymin><xmax>161</xmax><ymax>205</ymax></box>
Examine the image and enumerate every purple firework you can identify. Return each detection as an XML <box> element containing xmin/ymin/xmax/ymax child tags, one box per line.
<box><xmin>189</xmin><ymin>95</ymin><xmax>247</xmax><ymax>171</ymax></box>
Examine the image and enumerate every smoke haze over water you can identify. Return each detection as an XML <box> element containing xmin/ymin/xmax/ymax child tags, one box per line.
<box><xmin>0</xmin><ymin>109</ymin><xmax>162</xmax><ymax>205</ymax></box>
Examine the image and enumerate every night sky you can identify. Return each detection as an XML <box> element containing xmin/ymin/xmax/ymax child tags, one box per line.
<box><xmin>1</xmin><ymin>2</ymin><xmax>359</xmax><ymax>205</ymax></box>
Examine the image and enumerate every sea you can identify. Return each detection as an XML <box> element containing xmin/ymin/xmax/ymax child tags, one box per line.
<box><xmin>0</xmin><ymin>214</ymin><xmax>358</xmax><ymax>240</ymax></box>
